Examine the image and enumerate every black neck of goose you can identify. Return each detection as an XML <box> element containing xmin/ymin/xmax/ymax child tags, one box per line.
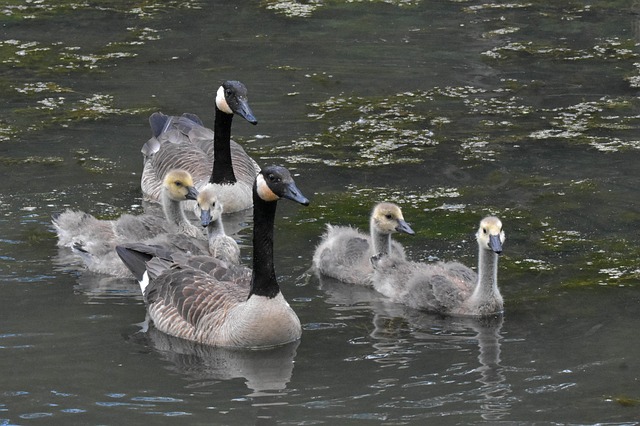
<box><xmin>249</xmin><ymin>194</ymin><xmax>280</xmax><ymax>299</ymax></box>
<box><xmin>210</xmin><ymin>106</ymin><xmax>237</xmax><ymax>185</ymax></box>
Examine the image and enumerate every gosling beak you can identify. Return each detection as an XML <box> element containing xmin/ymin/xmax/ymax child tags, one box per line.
<box><xmin>396</xmin><ymin>219</ymin><xmax>415</xmax><ymax>235</ymax></box>
<box><xmin>200</xmin><ymin>209</ymin><xmax>212</xmax><ymax>227</ymax></box>
<box><xmin>236</xmin><ymin>98</ymin><xmax>258</xmax><ymax>125</ymax></box>
<box><xmin>186</xmin><ymin>186</ymin><xmax>199</xmax><ymax>201</ymax></box>
<box><xmin>489</xmin><ymin>234</ymin><xmax>503</xmax><ymax>254</ymax></box>
<box><xmin>283</xmin><ymin>182</ymin><xmax>310</xmax><ymax>206</ymax></box>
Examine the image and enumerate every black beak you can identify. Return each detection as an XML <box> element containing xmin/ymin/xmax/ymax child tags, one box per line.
<box><xmin>186</xmin><ymin>186</ymin><xmax>199</xmax><ymax>201</ymax></box>
<box><xmin>283</xmin><ymin>182</ymin><xmax>310</xmax><ymax>206</ymax></box>
<box><xmin>236</xmin><ymin>98</ymin><xmax>258</xmax><ymax>125</ymax></box>
<box><xmin>395</xmin><ymin>219</ymin><xmax>415</xmax><ymax>235</ymax></box>
<box><xmin>200</xmin><ymin>209</ymin><xmax>212</xmax><ymax>227</ymax></box>
<box><xmin>489</xmin><ymin>234</ymin><xmax>503</xmax><ymax>254</ymax></box>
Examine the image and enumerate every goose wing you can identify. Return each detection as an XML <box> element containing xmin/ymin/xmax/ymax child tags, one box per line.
<box><xmin>141</xmin><ymin>113</ymin><xmax>259</xmax><ymax>201</ymax></box>
<box><xmin>402</xmin><ymin>262</ymin><xmax>477</xmax><ymax>313</ymax></box>
<box><xmin>143</xmin><ymin>255</ymin><xmax>252</xmax><ymax>342</ymax></box>
<box><xmin>142</xmin><ymin>142</ymin><xmax>212</xmax><ymax>201</ymax></box>
<box><xmin>146</xmin><ymin>265</ymin><xmax>246</xmax><ymax>328</ymax></box>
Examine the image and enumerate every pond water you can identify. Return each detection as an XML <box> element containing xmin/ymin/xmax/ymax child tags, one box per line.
<box><xmin>1</xmin><ymin>0</ymin><xmax>640</xmax><ymax>424</ymax></box>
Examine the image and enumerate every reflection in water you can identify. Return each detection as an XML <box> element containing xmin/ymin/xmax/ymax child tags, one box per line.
<box><xmin>135</xmin><ymin>324</ymin><xmax>298</xmax><ymax>395</ymax></box>
<box><xmin>52</xmin><ymin>248</ymin><xmax>141</xmax><ymax>299</ymax></box>
<box><xmin>318</xmin><ymin>274</ymin><xmax>511</xmax><ymax>421</ymax></box>
<box><xmin>468</xmin><ymin>316</ymin><xmax>510</xmax><ymax>421</ymax></box>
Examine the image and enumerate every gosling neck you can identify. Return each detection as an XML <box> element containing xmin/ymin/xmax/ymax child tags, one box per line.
<box><xmin>209</xmin><ymin>106</ymin><xmax>237</xmax><ymax>185</ymax></box>
<box><xmin>469</xmin><ymin>245</ymin><xmax>503</xmax><ymax>313</ymax></box>
<box><xmin>206</xmin><ymin>216</ymin><xmax>226</xmax><ymax>239</ymax></box>
<box><xmin>162</xmin><ymin>191</ymin><xmax>198</xmax><ymax>237</ymax></box>
<box><xmin>370</xmin><ymin>219</ymin><xmax>391</xmax><ymax>256</ymax></box>
<box><xmin>248</xmin><ymin>194</ymin><xmax>280</xmax><ymax>299</ymax></box>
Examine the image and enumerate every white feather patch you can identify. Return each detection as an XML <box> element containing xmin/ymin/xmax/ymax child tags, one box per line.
<box><xmin>216</xmin><ymin>86</ymin><xmax>233</xmax><ymax>114</ymax></box>
<box><xmin>139</xmin><ymin>270</ymin><xmax>150</xmax><ymax>295</ymax></box>
<box><xmin>256</xmin><ymin>174</ymin><xmax>280</xmax><ymax>202</ymax></box>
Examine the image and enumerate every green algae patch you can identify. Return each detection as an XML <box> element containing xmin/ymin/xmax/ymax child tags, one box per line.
<box><xmin>22</xmin><ymin>223</ymin><xmax>57</xmax><ymax>245</ymax></box>
<box><xmin>610</xmin><ymin>395</ymin><xmax>640</xmax><ymax>407</ymax></box>
<box><xmin>269</xmin><ymin>91</ymin><xmax>438</xmax><ymax>168</ymax></box>
<box><xmin>0</xmin><ymin>156</ymin><xmax>64</xmax><ymax>166</ymax></box>
<box><xmin>73</xmin><ymin>149</ymin><xmax>117</xmax><ymax>174</ymax></box>
<box><xmin>261</xmin><ymin>0</ymin><xmax>422</xmax><ymax>18</ymax></box>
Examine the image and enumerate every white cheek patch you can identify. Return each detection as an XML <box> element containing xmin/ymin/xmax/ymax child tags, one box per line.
<box><xmin>256</xmin><ymin>174</ymin><xmax>280</xmax><ymax>202</ymax></box>
<box><xmin>216</xmin><ymin>86</ymin><xmax>233</xmax><ymax>114</ymax></box>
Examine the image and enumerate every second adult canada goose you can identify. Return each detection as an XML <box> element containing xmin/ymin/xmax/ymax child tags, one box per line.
<box><xmin>371</xmin><ymin>216</ymin><xmax>506</xmax><ymax>317</ymax></box>
<box><xmin>312</xmin><ymin>202</ymin><xmax>415</xmax><ymax>286</ymax></box>
<box><xmin>194</xmin><ymin>186</ymin><xmax>241</xmax><ymax>265</ymax></box>
<box><xmin>52</xmin><ymin>169</ymin><xmax>201</xmax><ymax>278</ymax></box>
<box><xmin>141</xmin><ymin>80</ymin><xmax>260</xmax><ymax>213</ymax></box>
<box><xmin>116</xmin><ymin>165</ymin><xmax>310</xmax><ymax>348</ymax></box>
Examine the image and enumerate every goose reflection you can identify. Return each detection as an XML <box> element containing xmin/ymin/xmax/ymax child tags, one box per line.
<box><xmin>136</xmin><ymin>323</ymin><xmax>299</xmax><ymax>395</ymax></box>
<box><xmin>317</xmin><ymin>273</ymin><xmax>511</xmax><ymax>420</ymax></box>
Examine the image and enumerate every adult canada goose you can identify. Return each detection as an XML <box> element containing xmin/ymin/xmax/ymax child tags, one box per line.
<box><xmin>312</xmin><ymin>202</ymin><xmax>415</xmax><ymax>286</ymax></box>
<box><xmin>371</xmin><ymin>216</ymin><xmax>505</xmax><ymax>317</ymax></box>
<box><xmin>52</xmin><ymin>169</ymin><xmax>201</xmax><ymax>278</ymax></box>
<box><xmin>116</xmin><ymin>165</ymin><xmax>310</xmax><ymax>348</ymax></box>
<box><xmin>141</xmin><ymin>80</ymin><xmax>260</xmax><ymax>213</ymax></box>
<box><xmin>194</xmin><ymin>186</ymin><xmax>241</xmax><ymax>265</ymax></box>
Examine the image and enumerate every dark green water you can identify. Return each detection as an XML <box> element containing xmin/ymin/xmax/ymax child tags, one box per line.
<box><xmin>1</xmin><ymin>0</ymin><xmax>639</xmax><ymax>424</ymax></box>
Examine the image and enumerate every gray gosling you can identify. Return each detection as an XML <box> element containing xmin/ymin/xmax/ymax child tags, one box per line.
<box><xmin>52</xmin><ymin>169</ymin><xmax>201</xmax><ymax>278</ymax></box>
<box><xmin>194</xmin><ymin>186</ymin><xmax>241</xmax><ymax>265</ymax></box>
<box><xmin>312</xmin><ymin>202</ymin><xmax>415</xmax><ymax>286</ymax></box>
<box><xmin>371</xmin><ymin>216</ymin><xmax>505</xmax><ymax>317</ymax></box>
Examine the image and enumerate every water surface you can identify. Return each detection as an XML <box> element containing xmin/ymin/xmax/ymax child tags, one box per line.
<box><xmin>1</xmin><ymin>0</ymin><xmax>640</xmax><ymax>424</ymax></box>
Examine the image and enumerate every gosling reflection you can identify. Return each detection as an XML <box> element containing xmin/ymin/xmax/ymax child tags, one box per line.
<box><xmin>139</xmin><ymin>324</ymin><xmax>299</xmax><ymax>395</ymax></box>
<box><xmin>317</xmin><ymin>274</ymin><xmax>511</xmax><ymax>420</ymax></box>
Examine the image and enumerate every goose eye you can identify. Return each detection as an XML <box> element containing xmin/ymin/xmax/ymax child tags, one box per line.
<box><xmin>225</xmin><ymin>89</ymin><xmax>233</xmax><ymax>97</ymax></box>
<box><xmin>267</xmin><ymin>173</ymin><xmax>280</xmax><ymax>183</ymax></box>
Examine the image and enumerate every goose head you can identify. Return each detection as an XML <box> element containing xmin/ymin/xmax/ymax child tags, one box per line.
<box><xmin>476</xmin><ymin>216</ymin><xmax>505</xmax><ymax>254</ymax></box>
<box><xmin>255</xmin><ymin>166</ymin><xmax>310</xmax><ymax>206</ymax></box>
<box><xmin>215</xmin><ymin>80</ymin><xmax>258</xmax><ymax>125</ymax></box>
<box><xmin>194</xmin><ymin>186</ymin><xmax>223</xmax><ymax>227</ymax></box>
<box><xmin>371</xmin><ymin>202</ymin><xmax>415</xmax><ymax>236</ymax></box>
<box><xmin>163</xmin><ymin>169</ymin><xmax>199</xmax><ymax>202</ymax></box>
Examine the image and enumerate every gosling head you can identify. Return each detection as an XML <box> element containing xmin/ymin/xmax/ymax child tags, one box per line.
<box><xmin>194</xmin><ymin>186</ymin><xmax>224</xmax><ymax>227</ymax></box>
<box><xmin>255</xmin><ymin>166</ymin><xmax>310</xmax><ymax>206</ymax></box>
<box><xmin>371</xmin><ymin>202</ymin><xmax>415</xmax><ymax>236</ymax></box>
<box><xmin>162</xmin><ymin>169</ymin><xmax>199</xmax><ymax>202</ymax></box>
<box><xmin>476</xmin><ymin>216</ymin><xmax>505</xmax><ymax>254</ymax></box>
<box><xmin>215</xmin><ymin>80</ymin><xmax>258</xmax><ymax>125</ymax></box>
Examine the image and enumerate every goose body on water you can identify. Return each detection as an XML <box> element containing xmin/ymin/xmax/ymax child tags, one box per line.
<box><xmin>116</xmin><ymin>166</ymin><xmax>310</xmax><ymax>348</ymax></box>
<box><xmin>52</xmin><ymin>170</ymin><xmax>201</xmax><ymax>278</ymax></box>
<box><xmin>141</xmin><ymin>80</ymin><xmax>260</xmax><ymax>213</ymax></box>
<box><xmin>312</xmin><ymin>202</ymin><xmax>415</xmax><ymax>286</ymax></box>
<box><xmin>371</xmin><ymin>216</ymin><xmax>505</xmax><ymax>317</ymax></box>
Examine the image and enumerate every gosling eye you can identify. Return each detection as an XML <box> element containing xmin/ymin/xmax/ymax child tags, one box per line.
<box><xmin>385</xmin><ymin>214</ymin><xmax>393</xmax><ymax>220</ymax></box>
<box><xmin>175</xmin><ymin>181</ymin><xmax>183</xmax><ymax>187</ymax></box>
<box><xmin>483</xmin><ymin>228</ymin><xmax>487</xmax><ymax>234</ymax></box>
